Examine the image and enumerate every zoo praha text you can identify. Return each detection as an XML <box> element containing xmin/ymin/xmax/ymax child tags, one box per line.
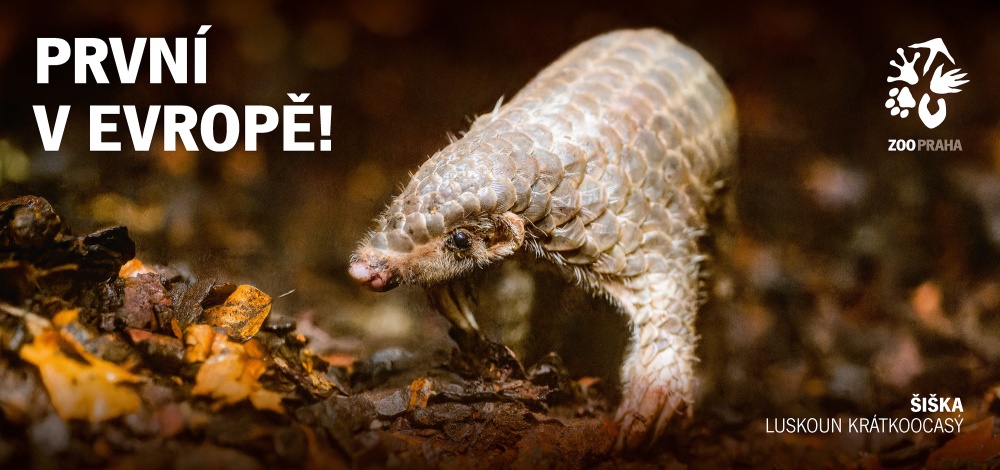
<box><xmin>33</xmin><ymin>26</ymin><xmax>334</xmax><ymax>153</ymax></box>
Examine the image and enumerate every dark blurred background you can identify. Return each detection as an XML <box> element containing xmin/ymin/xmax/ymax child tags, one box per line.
<box><xmin>1</xmin><ymin>0</ymin><xmax>1000</xmax><ymax>432</ymax></box>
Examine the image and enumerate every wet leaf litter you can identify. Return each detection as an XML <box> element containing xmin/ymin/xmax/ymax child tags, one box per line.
<box><xmin>3</xmin><ymin>187</ymin><xmax>1000</xmax><ymax>469</ymax></box>
<box><xmin>0</xmin><ymin>196</ymin><xmax>624</xmax><ymax>468</ymax></box>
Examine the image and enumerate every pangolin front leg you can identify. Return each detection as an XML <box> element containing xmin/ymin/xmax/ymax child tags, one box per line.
<box><xmin>349</xmin><ymin>28</ymin><xmax>737</xmax><ymax>451</ymax></box>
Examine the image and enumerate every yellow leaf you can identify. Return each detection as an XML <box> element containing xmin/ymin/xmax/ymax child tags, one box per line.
<box><xmin>119</xmin><ymin>258</ymin><xmax>157</xmax><ymax>278</ymax></box>
<box><xmin>191</xmin><ymin>333</ymin><xmax>284</xmax><ymax>413</ymax></box>
<box><xmin>20</xmin><ymin>330</ymin><xmax>141</xmax><ymax>422</ymax></box>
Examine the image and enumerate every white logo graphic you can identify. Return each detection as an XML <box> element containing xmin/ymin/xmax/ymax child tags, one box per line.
<box><xmin>886</xmin><ymin>38</ymin><xmax>968</xmax><ymax>129</ymax></box>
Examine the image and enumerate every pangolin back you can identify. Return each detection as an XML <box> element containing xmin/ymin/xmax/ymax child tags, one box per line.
<box><xmin>350</xmin><ymin>28</ymin><xmax>737</xmax><ymax>450</ymax></box>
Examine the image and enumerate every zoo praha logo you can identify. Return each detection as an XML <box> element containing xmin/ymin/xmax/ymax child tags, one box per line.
<box><xmin>885</xmin><ymin>38</ymin><xmax>968</xmax><ymax>129</ymax></box>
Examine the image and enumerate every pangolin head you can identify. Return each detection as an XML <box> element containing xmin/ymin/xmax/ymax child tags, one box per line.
<box><xmin>349</xmin><ymin>141</ymin><xmax>528</xmax><ymax>292</ymax></box>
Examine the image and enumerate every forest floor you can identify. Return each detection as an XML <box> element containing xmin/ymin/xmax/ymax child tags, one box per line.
<box><xmin>2</xmin><ymin>194</ymin><xmax>1000</xmax><ymax>469</ymax></box>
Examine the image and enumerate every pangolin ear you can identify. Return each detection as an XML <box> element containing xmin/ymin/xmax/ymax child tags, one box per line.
<box><xmin>487</xmin><ymin>212</ymin><xmax>525</xmax><ymax>257</ymax></box>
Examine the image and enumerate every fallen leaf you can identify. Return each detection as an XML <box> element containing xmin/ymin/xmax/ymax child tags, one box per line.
<box><xmin>249</xmin><ymin>389</ymin><xmax>285</xmax><ymax>413</ymax></box>
<box><xmin>119</xmin><ymin>258</ymin><xmax>157</xmax><ymax>278</ymax></box>
<box><xmin>203</xmin><ymin>284</ymin><xmax>272</xmax><ymax>342</ymax></box>
<box><xmin>322</xmin><ymin>353</ymin><xmax>356</xmax><ymax>371</ymax></box>
<box><xmin>927</xmin><ymin>417</ymin><xmax>1000</xmax><ymax>466</ymax></box>
<box><xmin>301</xmin><ymin>424</ymin><xmax>350</xmax><ymax>470</ymax></box>
<box><xmin>408</xmin><ymin>377</ymin><xmax>434</xmax><ymax>409</ymax></box>
<box><xmin>911</xmin><ymin>281</ymin><xmax>954</xmax><ymax>335</ymax></box>
<box><xmin>183</xmin><ymin>324</ymin><xmax>215</xmax><ymax>363</ymax></box>
<box><xmin>52</xmin><ymin>308</ymin><xmax>78</xmax><ymax>328</ymax></box>
<box><xmin>20</xmin><ymin>329</ymin><xmax>141</xmax><ymax>422</ymax></box>
<box><xmin>191</xmin><ymin>333</ymin><xmax>284</xmax><ymax>413</ymax></box>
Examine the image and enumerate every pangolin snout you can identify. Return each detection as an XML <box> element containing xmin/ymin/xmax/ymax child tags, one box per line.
<box><xmin>349</xmin><ymin>257</ymin><xmax>399</xmax><ymax>292</ymax></box>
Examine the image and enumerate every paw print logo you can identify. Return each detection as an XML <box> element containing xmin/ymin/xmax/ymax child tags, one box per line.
<box><xmin>886</xmin><ymin>38</ymin><xmax>968</xmax><ymax>129</ymax></box>
<box><xmin>886</xmin><ymin>87</ymin><xmax>915</xmax><ymax>118</ymax></box>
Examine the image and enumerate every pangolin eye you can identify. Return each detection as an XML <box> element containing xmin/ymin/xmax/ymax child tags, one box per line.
<box><xmin>447</xmin><ymin>229</ymin><xmax>473</xmax><ymax>250</ymax></box>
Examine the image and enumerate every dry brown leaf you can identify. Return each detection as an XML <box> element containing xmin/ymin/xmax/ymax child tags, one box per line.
<box><xmin>203</xmin><ymin>284</ymin><xmax>272</xmax><ymax>342</ymax></box>
<box><xmin>408</xmin><ymin>377</ymin><xmax>434</xmax><ymax>409</ymax></box>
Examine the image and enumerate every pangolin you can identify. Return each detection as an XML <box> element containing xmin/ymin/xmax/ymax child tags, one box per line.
<box><xmin>349</xmin><ymin>28</ymin><xmax>737</xmax><ymax>450</ymax></box>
